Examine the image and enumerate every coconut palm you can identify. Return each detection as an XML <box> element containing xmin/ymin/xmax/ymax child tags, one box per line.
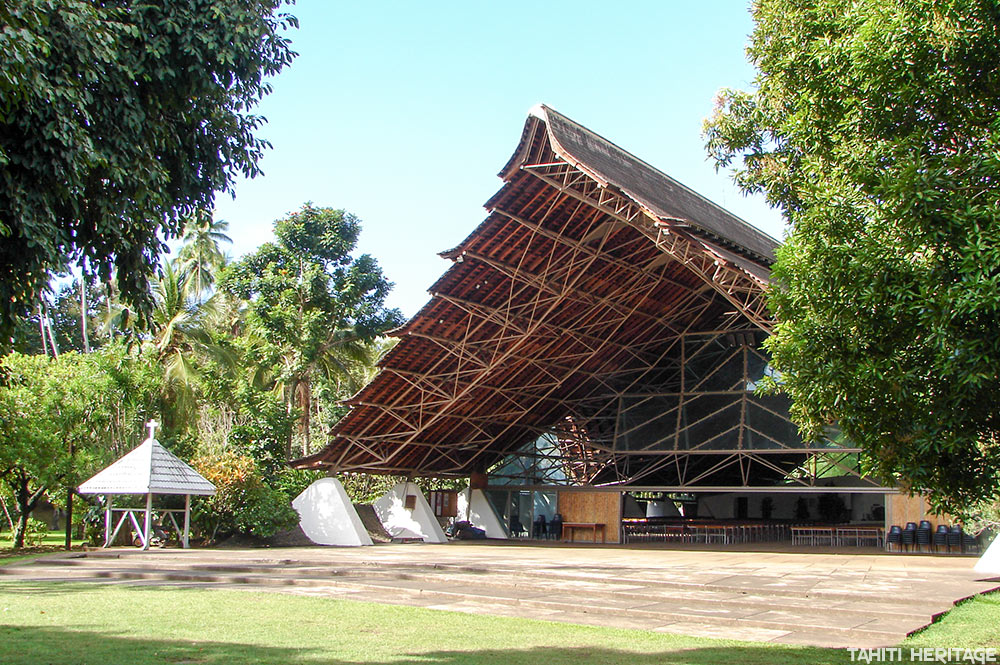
<box><xmin>101</xmin><ymin>260</ymin><xmax>236</xmax><ymax>413</ymax></box>
<box><xmin>177</xmin><ymin>211</ymin><xmax>231</xmax><ymax>302</ymax></box>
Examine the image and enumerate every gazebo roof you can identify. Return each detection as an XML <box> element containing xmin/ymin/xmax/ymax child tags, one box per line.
<box><xmin>78</xmin><ymin>438</ymin><xmax>216</xmax><ymax>496</ymax></box>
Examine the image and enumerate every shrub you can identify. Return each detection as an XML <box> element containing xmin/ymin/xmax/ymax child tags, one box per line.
<box><xmin>192</xmin><ymin>453</ymin><xmax>298</xmax><ymax>542</ymax></box>
<box><xmin>82</xmin><ymin>505</ymin><xmax>105</xmax><ymax>546</ymax></box>
<box><xmin>23</xmin><ymin>518</ymin><xmax>48</xmax><ymax>547</ymax></box>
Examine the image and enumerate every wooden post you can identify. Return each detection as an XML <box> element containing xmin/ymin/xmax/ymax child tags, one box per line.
<box><xmin>183</xmin><ymin>494</ymin><xmax>190</xmax><ymax>549</ymax></box>
<box><xmin>143</xmin><ymin>493</ymin><xmax>152</xmax><ymax>551</ymax></box>
<box><xmin>469</xmin><ymin>471</ymin><xmax>488</xmax><ymax>491</ymax></box>
<box><xmin>104</xmin><ymin>495</ymin><xmax>113</xmax><ymax>548</ymax></box>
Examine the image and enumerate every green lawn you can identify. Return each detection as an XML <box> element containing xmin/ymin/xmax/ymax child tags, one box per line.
<box><xmin>0</xmin><ymin>533</ymin><xmax>84</xmax><ymax>566</ymax></box>
<box><xmin>0</xmin><ymin>582</ymin><xmax>851</xmax><ymax>665</ymax></box>
<box><xmin>0</xmin><ymin>582</ymin><xmax>995</xmax><ymax>665</ymax></box>
<box><xmin>903</xmin><ymin>592</ymin><xmax>1000</xmax><ymax>650</ymax></box>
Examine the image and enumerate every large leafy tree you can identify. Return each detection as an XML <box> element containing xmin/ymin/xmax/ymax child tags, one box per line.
<box><xmin>222</xmin><ymin>204</ymin><xmax>403</xmax><ymax>458</ymax></box>
<box><xmin>0</xmin><ymin>0</ymin><xmax>297</xmax><ymax>345</ymax></box>
<box><xmin>0</xmin><ymin>346</ymin><xmax>160</xmax><ymax>548</ymax></box>
<box><xmin>704</xmin><ymin>0</ymin><xmax>1000</xmax><ymax>516</ymax></box>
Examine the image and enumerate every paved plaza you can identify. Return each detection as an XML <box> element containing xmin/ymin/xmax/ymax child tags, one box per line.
<box><xmin>2</xmin><ymin>542</ymin><xmax>997</xmax><ymax>648</ymax></box>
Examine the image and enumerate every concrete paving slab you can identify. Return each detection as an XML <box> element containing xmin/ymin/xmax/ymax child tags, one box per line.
<box><xmin>2</xmin><ymin>542</ymin><xmax>995</xmax><ymax>649</ymax></box>
<box><xmin>653</xmin><ymin>620</ymin><xmax>793</xmax><ymax>642</ymax></box>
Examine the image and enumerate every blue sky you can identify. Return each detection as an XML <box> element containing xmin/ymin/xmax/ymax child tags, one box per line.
<box><xmin>211</xmin><ymin>1</ymin><xmax>782</xmax><ymax>318</ymax></box>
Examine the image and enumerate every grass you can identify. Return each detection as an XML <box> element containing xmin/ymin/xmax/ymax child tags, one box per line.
<box><xmin>903</xmin><ymin>593</ymin><xmax>1000</xmax><ymax>649</ymax></box>
<box><xmin>0</xmin><ymin>582</ymin><xmax>855</xmax><ymax>665</ymax></box>
<box><xmin>0</xmin><ymin>533</ymin><xmax>85</xmax><ymax>566</ymax></box>
<box><xmin>0</xmin><ymin>581</ymin><xmax>995</xmax><ymax>664</ymax></box>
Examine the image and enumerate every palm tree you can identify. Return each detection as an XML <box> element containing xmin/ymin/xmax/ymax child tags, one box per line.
<box><xmin>177</xmin><ymin>211</ymin><xmax>231</xmax><ymax>302</ymax></box>
<box><xmin>151</xmin><ymin>262</ymin><xmax>237</xmax><ymax>404</ymax></box>
<box><xmin>102</xmin><ymin>260</ymin><xmax>235</xmax><ymax>413</ymax></box>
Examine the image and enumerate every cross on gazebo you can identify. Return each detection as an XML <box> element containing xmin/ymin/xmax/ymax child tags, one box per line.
<box><xmin>78</xmin><ymin>417</ymin><xmax>215</xmax><ymax>550</ymax></box>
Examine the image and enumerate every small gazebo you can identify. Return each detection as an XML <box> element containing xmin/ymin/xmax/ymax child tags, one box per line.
<box><xmin>78</xmin><ymin>420</ymin><xmax>215</xmax><ymax>549</ymax></box>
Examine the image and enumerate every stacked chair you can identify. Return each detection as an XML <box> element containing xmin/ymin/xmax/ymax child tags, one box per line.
<box><xmin>549</xmin><ymin>513</ymin><xmax>563</xmax><ymax>541</ymax></box>
<box><xmin>886</xmin><ymin>525</ymin><xmax>903</xmax><ymax>551</ymax></box>
<box><xmin>962</xmin><ymin>529</ymin><xmax>980</xmax><ymax>554</ymax></box>
<box><xmin>933</xmin><ymin>524</ymin><xmax>950</xmax><ymax>552</ymax></box>
<box><xmin>885</xmin><ymin>522</ymin><xmax>981</xmax><ymax>554</ymax></box>
<box><xmin>947</xmin><ymin>525</ymin><xmax>962</xmax><ymax>552</ymax></box>
<box><xmin>532</xmin><ymin>514</ymin><xmax>547</xmax><ymax>539</ymax></box>
<box><xmin>915</xmin><ymin>520</ymin><xmax>932</xmax><ymax>552</ymax></box>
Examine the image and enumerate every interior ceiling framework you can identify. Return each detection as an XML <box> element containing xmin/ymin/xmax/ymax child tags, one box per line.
<box><xmin>295</xmin><ymin>106</ymin><xmax>813</xmax><ymax>482</ymax></box>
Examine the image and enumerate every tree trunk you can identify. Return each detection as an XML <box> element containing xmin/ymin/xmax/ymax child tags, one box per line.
<box><xmin>297</xmin><ymin>379</ymin><xmax>312</xmax><ymax>457</ymax></box>
<box><xmin>11</xmin><ymin>472</ymin><xmax>46</xmax><ymax>550</ymax></box>
<box><xmin>64</xmin><ymin>488</ymin><xmax>74</xmax><ymax>550</ymax></box>
<box><xmin>285</xmin><ymin>379</ymin><xmax>299</xmax><ymax>460</ymax></box>
<box><xmin>0</xmin><ymin>492</ymin><xmax>14</xmax><ymax>532</ymax></box>
<box><xmin>44</xmin><ymin>301</ymin><xmax>59</xmax><ymax>358</ymax></box>
<box><xmin>38</xmin><ymin>303</ymin><xmax>48</xmax><ymax>357</ymax></box>
<box><xmin>12</xmin><ymin>510</ymin><xmax>28</xmax><ymax>550</ymax></box>
<box><xmin>80</xmin><ymin>280</ymin><xmax>90</xmax><ymax>353</ymax></box>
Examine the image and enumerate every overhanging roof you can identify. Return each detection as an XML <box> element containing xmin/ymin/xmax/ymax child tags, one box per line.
<box><xmin>295</xmin><ymin>106</ymin><xmax>778</xmax><ymax>477</ymax></box>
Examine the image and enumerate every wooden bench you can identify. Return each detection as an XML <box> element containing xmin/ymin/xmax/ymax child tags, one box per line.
<box><xmin>561</xmin><ymin>522</ymin><xmax>606</xmax><ymax>543</ymax></box>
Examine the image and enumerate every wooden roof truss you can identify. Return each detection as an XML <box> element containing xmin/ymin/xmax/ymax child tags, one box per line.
<box><xmin>294</xmin><ymin>107</ymin><xmax>859</xmax><ymax>489</ymax></box>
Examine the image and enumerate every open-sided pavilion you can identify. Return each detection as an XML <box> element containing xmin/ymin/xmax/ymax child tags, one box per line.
<box><xmin>294</xmin><ymin>106</ymin><xmax>923</xmax><ymax>543</ymax></box>
<box><xmin>79</xmin><ymin>421</ymin><xmax>216</xmax><ymax>549</ymax></box>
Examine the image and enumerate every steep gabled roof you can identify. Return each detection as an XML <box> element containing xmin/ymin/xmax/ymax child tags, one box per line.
<box><xmin>294</xmin><ymin>106</ymin><xmax>777</xmax><ymax>477</ymax></box>
<box><xmin>500</xmin><ymin>105</ymin><xmax>778</xmax><ymax>264</ymax></box>
<box><xmin>78</xmin><ymin>438</ymin><xmax>216</xmax><ymax>496</ymax></box>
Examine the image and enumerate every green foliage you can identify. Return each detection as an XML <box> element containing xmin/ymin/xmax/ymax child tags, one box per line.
<box><xmin>336</xmin><ymin>473</ymin><xmax>465</xmax><ymax>505</ymax></box>
<box><xmin>10</xmin><ymin>279</ymin><xmax>105</xmax><ymax>355</ymax></box>
<box><xmin>21</xmin><ymin>518</ymin><xmax>48</xmax><ymax>547</ymax></box>
<box><xmin>338</xmin><ymin>473</ymin><xmax>400</xmax><ymax>504</ymax></box>
<box><xmin>191</xmin><ymin>453</ymin><xmax>298</xmax><ymax>541</ymax></box>
<box><xmin>269</xmin><ymin>468</ymin><xmax>323</xmax><ymax>503</ymax></box>
<box><xmin>962</xmin><ymin>499</ymin><xmax>1000</xmax><ymax>536</ymax></box>
<box><xmin>0</xmin><ymin>343</ymin><xmax>162</xmax><ymax>548</ymax></box>
<box><xmin>176</xmin><ymin>212</ymin><xmax>232</xmax><ymax>303</ymax></box>
<box><xmin>81</xmin><ymin>504</ymin><xmax>104</xmax><ymax>547</ymax></box>
<box><xmin>0</xmin><ymin>0</ymin><xmax>297</xmax><ymax>345</ymax></box>
<box><xmin>704</xmin><ymin>0</ymin><xmax>1000</xmax><ymax>518</ymax></box>
<box><xmin>221</xmin><ymin>204</ymin><xmax>403</xmax><ymax>457</ymax></box>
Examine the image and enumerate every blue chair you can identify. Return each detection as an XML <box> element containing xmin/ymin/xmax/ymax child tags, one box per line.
<box><xmin>901</xmin><ymin>522</ymin><xmax>917</xmax><ymax>551</ymax></box>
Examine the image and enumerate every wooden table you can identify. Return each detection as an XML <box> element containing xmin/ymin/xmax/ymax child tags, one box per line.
<box><xmin>561</xmin><ymin>522</ymin><xmax>606</xmax><ymax>543</ymax></box>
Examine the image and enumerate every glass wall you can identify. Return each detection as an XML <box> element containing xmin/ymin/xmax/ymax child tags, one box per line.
<box><xmin>486</xmin><ymin>488</ymin><xmax>559</xmax><ymax>539</ymax></box>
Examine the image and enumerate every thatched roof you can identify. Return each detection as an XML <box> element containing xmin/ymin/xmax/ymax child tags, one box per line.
<box><xmin>500</xmin><ymin>105</ymin><xmax>778</xmax><ymax>263</ymax></box>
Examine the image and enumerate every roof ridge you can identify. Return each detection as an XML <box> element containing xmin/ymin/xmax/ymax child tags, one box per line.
<box><xmin>532</xmin><ymin>104</ymin><xmax>779</xmax><ymax>262</ymax></box>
